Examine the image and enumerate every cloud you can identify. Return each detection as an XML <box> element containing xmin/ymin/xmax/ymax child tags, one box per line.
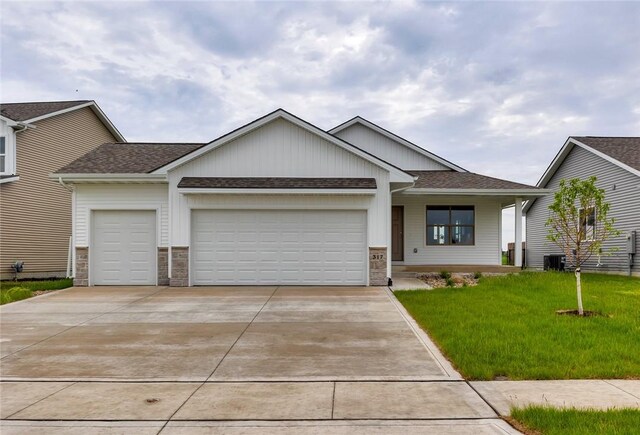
<box><xmin>2</xmin><ymin>0</ymin><xmax>639</xmax><ymax>247</ymax></box>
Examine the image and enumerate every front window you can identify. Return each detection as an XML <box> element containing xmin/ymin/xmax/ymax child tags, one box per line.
<box><xmin>426</xmin><ymin>206</ymin><xmax>475</xmax><ymax>245</ymax></box>
<box><xmin>580</xmin><ymin>207</ymin><xmax>596</xmax><ymax>241</ymax></box>
<box><xmin>0</xmin><ymin>136</ymin><xmax>6</xmax><ymax>173</ymax></box>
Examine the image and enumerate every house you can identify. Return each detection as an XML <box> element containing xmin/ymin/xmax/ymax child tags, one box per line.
<box><xmin>0</xmin><ymin>100</ymin><xmax>124</xmax><ymax>279</ymax></box>
<box><xmin>54</xmin><ymin>109</ymin><xmax>547</xmax><ymax>287</ymax></box>
<box><xmin>525</xmin><ymin>137</ymin><xmax>640</xmax><ymax>276</ymax></box>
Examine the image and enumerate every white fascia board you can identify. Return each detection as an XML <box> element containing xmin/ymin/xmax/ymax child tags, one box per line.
<box><xmin>50</xmin><ymin>173</ymin><xmax>167</xmax><ymax>183</ymax></box>
<box><xmin>571</xmin><ymin>138</ymin><xmax>640</xmax><ymax>178</ymax></box>
<box><xmin>152</xmin><ymin>110</ymin><xmax>414</xmax><ymax>183</ymax></box>
<box><xmin>24</xmin><ymin>101</ymin><xmax>126</xmax><ymax>142</ymax></box>
<box><xmin>0</xmin><ymin>175</ymin><xmax>20</xmax><ymax>184</ymax></box>
<box><xmin>0</xmin><ymin>115</ymin><xmax>18</xmax><ymax>125</ymax></box>
<box><xmin>179</xmin><ymin>188</ymin><xmax>376</xmax><ymax>195</ymax></box>
<box><xmin>329</xmin><ymin>117</ymin><xmax>467</xmax><ymax>172</ymax></box>
<box><xmin>402</xmin><ymin>188</ymin><xmax>550</xmax><ymax>197</ymax></box>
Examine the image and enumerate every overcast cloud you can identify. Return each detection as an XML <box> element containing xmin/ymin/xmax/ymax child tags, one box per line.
<box><xmin>2</xmin><ymin>1</ymin><xmax>639</xmax><ymax>247</ymax></box>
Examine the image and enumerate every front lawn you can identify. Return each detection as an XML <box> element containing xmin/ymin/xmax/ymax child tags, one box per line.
<box><xmin>395</xmin><ymin>272</ymin><xmax>640</xmax><ymax>380</ymax></box>
<box><xmin>509</xmin><ymin>406</ymin><xmax>640</xmax><ymax>435</ymax></box>
<box><xmin>0</xmin><ymin>278</ymin><xmax>73</xmax><ymax>305</ymax></box>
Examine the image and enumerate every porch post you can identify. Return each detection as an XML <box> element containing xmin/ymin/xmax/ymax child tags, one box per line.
<box><xmin>514</xmin><ymin>197</ymin><xmax>523</xmax><ymax>267</ymax></box>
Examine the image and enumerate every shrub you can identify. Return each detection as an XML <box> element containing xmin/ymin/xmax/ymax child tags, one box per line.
<box><xmin>445</xmin><ymin>277</ymin><xmax>455</xmax><ymax>287</ymax></box>
<box><xmin>474</xmin><ymin>271</ymin><xmax>483</xmax><ymax>280</ymax></box>
<box><xmin>440</xmin><ymin>270</ymin><xmax>452</xmax><ymax>280</ymax></box>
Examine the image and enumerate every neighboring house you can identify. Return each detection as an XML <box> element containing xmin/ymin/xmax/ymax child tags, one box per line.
<box><xmin>54</xmin><ymin>109</ymin><xmax>547</xmax><ymax>287</ymax></box>
<box><xmin>525</xmin><ymin>137</ymin><xmax>640</xmax><ymax>276</ymax></box>
<box><xmin>0</xmin><ymin>100</ymin><xmax>124</xmax><ymax>279</ymax></box>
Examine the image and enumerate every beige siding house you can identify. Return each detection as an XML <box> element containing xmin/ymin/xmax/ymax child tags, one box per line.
<box><xmin>0</xmin><ymin>101</ymin><xmax>123</xmax><ymax>279</ymax></box>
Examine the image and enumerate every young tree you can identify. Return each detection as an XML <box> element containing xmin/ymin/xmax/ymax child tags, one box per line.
<box><xmin>545</xmin><ymin>176</ymin><xmax>619</xmax><ymax>315</ymax></box>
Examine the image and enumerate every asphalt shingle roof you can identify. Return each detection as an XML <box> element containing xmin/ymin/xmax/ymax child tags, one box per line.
<box><xmin>178</xmin><ymin>177</ymin><xmax>377</xmax><ymax>189</ymax></box>
<box><xmin>572</xmin><ymin>136</ymin><xmax>640</xmax><ymax>171</ymax></box>
<box><xmin>408</xmin><ymin>170</ymin><xmax>539</xmax><ymax>190</ymax></box>
<box><xmin>0</xmin><ymin>100</ymin><xmax>91</xmax><ymax>122</ymax></box>
<box><xmin>55</xmin><ymin>143</ymin><xmax>206</xmax><ymax>174</ymax></box>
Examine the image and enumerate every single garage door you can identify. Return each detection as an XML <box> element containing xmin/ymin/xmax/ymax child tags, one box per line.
<box><xmin>192</xmin><ymin>210</ymin><xmax>367</xmax><ymax>285</ymax></box>
<box><xmin>91</xmin><ymin>210</ymin><xmax>156</xmax><ymax>285</ymax></box>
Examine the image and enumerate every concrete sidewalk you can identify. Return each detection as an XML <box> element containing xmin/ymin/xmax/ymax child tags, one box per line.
<box><xmin>472</xmin><ymin>380</ymin><xmax>640</xmax><ymax>415</ymax></box>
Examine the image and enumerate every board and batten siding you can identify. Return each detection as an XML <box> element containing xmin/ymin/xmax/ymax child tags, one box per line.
<box><xmin>332</xmin><ymin>123</ymin><xmax>451</xmax><ymax>171</ymax></box>
<box><xmin>526</xmin><ymin>145</ymin><xmax>640</xmax><ymax>274</ymax></box>
<box><xmin>168</xmin><ymin>117</ymin><xmax>392</xmax><ymax>273</ymax></box>
<box><xmin>74</xmin><ymin>184</ymin><xmax>169</xmax><ymax>248</ymax></box>
<box><xmin>392</xmin><ymin>195</ymin><xmax>503</xmax><ymax>265</ymax></box>
<box><xmin>0</xmin><ymin>108</ymin><xmax>116</xmax><ymax>279</ymax></box>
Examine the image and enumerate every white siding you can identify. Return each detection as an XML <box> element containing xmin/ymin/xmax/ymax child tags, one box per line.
<box><xmin>333</xmin><ymin>123</ymin><xmax>450</xmax><ymax>171</ymax></box>
<box><xmin>168</xmin><ymin>118</ymin><xmax>391</xmax><ymax>262</ymax></box>
<box><xmin>74</xmin><ymin>184</ymin><xmax>169</xmax><ymax>247</ymax></box>
<box><xmin>392</xmin><ymin>195</ymin><xmax>503</xmax><ymax>265</ymax></box>
<box><xmin>526</xmin><ymin>145</ymin><xmax>640</xmax><ymax>273</ymax></box>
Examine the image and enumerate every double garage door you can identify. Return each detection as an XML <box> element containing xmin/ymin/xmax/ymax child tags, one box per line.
<box><xmin>91</xmin><ymin>209</ymin><xmax>367</xmax><ymax>286</ymax></box>
<box><xmin>192</xmin><ymin>210</ymin><xmax>367</xmax><ymax>285</ymax></box>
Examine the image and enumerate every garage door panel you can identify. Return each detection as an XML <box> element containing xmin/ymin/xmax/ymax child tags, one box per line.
<box><xmin>92</xmin><ymin>210</ymin><xmax>156</xmax><ymax>286</ymax></box>
<box><xmin>192</xmin><ymin>210</ymin><xmax>367</xmax><ymax>285</ymax></box>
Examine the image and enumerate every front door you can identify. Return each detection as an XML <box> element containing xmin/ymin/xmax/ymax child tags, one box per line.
<box><xmin>391</xmin><ymin>206</ymin><xmax>404</xmax><ymax>261</ymax></box>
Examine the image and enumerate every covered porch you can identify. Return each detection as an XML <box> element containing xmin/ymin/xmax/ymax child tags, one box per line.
<box><xmin>389</xmin><ymin>171</ymin><xmax>548</xmax><ymax>277</ymax></box>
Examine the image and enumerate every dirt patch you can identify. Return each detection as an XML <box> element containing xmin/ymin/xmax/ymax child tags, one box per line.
<box><xmin>32</xmin><ymin>290</ymin><xmax>57</xmax><ymax>297</ymax></box>
<box><xmin>418</xmin><ymin>272</ymin><xmax>480</xmax><ymax>288</ymax></box>
<box><xmin>555</xmin><ymin>309</ymin><xmax>602</xmax><ymax>317</ymax></box>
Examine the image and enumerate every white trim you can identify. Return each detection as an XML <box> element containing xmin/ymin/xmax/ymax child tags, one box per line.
<box><xmin>51</xmin><ymin>173</ymin><xmax>167</xmax><ymax>183</ymax></box>
<box><xmin>329</xmin><ymin>117</ymin><xmax>466</xmax><ymax>172</ymax></box>
<box><xmin>152</xmin><ymin>109</ymin><xmax>415</xmax><ymax>183</ymax></box>
<box><xmin>179</xmin><ymin>188</ymin><xmax>376</xmax><ymax>195</ymax></box>
<box><xmin>0</xmin><ymin>175</ymin><xmax>19</xmax><ymax>184</ymax></box>
<box><xmin>524</xmin><ymin>137</ymin><xmax>640</xmax><ymax>213</ymax></box>
<box><xmin>403</xmin><ymin>188</ymin><xmax>550</xmax><ymax>197</ymax></box>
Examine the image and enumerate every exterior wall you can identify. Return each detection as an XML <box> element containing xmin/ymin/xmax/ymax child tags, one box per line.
<box><xmin>74</xmin><ymin>246</ymin><xmax>88</xmax><ymax>287</ymax></box>
<box><xmin>526</xmin><ymin>145</ymin><xmax>640</xmax><ymax>274</ymax></box>
<box><xmin>369</xmin><ymin>247</ymin><xmax>387</xmax><ymax>285</ymax></box>
<box><xmin>0</xmin><ymin>107</ymin><xmax>116</xmax><ymax>279</ymax></box>
<box><xmin>332</xmin><ymin>123</ymin><xmax>451</xmax><ymax>171</ymax></box>
<box><xmin>170</xmin><ymin>247</ymin><xmax>189</xmax><ymax>287</ymax></box>
<box><xmin>73</xmin><ymin>184</ymin><xmax>169</xmax><ymax>248</ymax></box>
<box><xmin>168</xmin><ymin>118</ymin><xmax>393</xmax><ymax>280</ymax></box>
<box><xmin>157</xmin><ymin>247</ymin><xmax>169</xmax><ymax>286</ymax></box>
<box><xmin>392</xmin><ymin>194</ymin><xmax>503</xmax><ymax>265</ymax></box>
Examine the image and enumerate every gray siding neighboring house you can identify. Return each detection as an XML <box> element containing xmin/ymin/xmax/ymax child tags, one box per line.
<box><xmin>525</xmin><ymin>137</ymin><xmax>640</xmax><ymax>276</ymax></box>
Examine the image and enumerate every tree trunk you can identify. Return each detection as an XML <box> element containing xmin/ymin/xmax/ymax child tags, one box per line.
<box><xmin>575</xmin><ymin>267</ymin><xmax>584</xmax><ymax>316</ymax></box>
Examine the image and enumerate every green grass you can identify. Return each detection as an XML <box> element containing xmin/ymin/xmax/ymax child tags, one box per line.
<box><xmin>510</xmin><ymin>406</ymin><xmax>640</xmax><ymax>435</ymax></box>
<box><xmin>502</xmin><ymin>252</ymin><xmax>509</xmax><ymax>265</ymax></box>
<box><xmin>0</xmin><ymin>278</ymin><xmax>72</xmax><ymax>305</ymax></box>
<box><xmin>395</xmin><ymin>272</ymin><xmax>640</xmax><ymax>380</ymax></box>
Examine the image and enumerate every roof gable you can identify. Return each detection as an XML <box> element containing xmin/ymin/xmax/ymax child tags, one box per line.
<box><xmin>523</xmin><ymin>136</ymin><xmax>640</xmax><ymax>213</ymax></box>
<box><xmin>154</xmin><ymin>109</ymin><xmax>415</xmax><ymax>183</ymax></box>
<box><xmin>329</xmin><ymin>116</ymin><xmax>466</xmax><ymax>172</ymax></box>
<box><xmin>0</xmin><ymin>100</ymin><xmax>125</xmax><ymax>141</ymax></box>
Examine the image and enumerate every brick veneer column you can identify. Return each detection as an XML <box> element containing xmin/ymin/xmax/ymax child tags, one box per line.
<box><xmin>74</xmin><ymin>247</ymin><xmax>89</xmax><ymax>287</ymax></box>
<box><xmin>369</xmin><ymin>247</ymin><xmax>388</xmax><ymax>286</ymax></box>
<box><xmin>157</xmin><ymin>247</ymin><xmax>169</xmax><ymax>286</ymax></box>
<box><xmin>170</xmin><ymin>247</ymin><xmax>189</xmax><ymax>287</ymax></box>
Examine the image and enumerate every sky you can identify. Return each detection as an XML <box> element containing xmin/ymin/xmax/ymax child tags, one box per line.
<box><xmin>2</xmin><ymin>1</ymin><xmax>639</xmax><ymax>248</ymax></box>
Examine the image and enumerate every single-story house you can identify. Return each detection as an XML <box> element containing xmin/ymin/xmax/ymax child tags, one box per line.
<box><xmin>525</xmin><ymin>136</ymin><xmax>640</xmax><ymax>276</ymax></box>
<box><xmin>54</xmin><ymin>109</ymin><xmax>548</xmax><ymax>287</ymax></box>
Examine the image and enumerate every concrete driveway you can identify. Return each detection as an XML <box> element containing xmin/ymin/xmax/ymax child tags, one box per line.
<box><xmin>0</xmin><ymin>286</ymin><xmax>516</xmax><ymax>434</ymax></box>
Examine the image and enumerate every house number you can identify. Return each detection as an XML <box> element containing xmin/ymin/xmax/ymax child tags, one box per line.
<box><xmin>371</xmin><ymin>254</ymin><xmax>384</xmax><ymax>260</ymax></box>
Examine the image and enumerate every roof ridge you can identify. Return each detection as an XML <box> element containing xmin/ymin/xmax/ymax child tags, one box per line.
<box><xmin>0</xmin><ymin>99</ymin><xmax>91</xmax><ymax>105</ymax></box>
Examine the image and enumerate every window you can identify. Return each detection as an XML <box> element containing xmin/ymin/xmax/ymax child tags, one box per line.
<box><xmin>580</xmin><ymin>207</ymin><xmax>596</xmax><ymax>241</ymax></box>
<box><xmin>0</xmin><ymin>136</ymin><xmax>5</xmax><ymax>173</ymax></box>
<box><xmin>426</xmin><ymin>206</ymin><xmax>475</xmax><ymax>245</ymax></box>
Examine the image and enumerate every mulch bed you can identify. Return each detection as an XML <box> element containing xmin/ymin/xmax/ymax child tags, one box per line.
<box><xmin>418</xmin><ymin>272</ymin><xmax>480</xmax><ymax>288</ymax></box>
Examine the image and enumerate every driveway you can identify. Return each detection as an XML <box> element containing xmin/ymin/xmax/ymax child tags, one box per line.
<box><xmin>0</xmin><ymin>286</ymin><xmax>516</xmax><ymax>434</ymax></box>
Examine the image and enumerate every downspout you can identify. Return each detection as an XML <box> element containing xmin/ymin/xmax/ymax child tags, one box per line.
<box><xmin>58</xmin><ymin>177</ymin><xmax>75</xmax><ymax>278</ymax></box>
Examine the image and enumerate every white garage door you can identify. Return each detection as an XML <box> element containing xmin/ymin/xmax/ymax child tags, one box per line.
<box><xmin>91</xmin><ymin>210</ymin><xmax>156</xmax><ymax>285</ymax></box>
<box><xmin>192</xmin><ymin>210</ymin><xmax>367</xmax><ymax>285</ymax></box>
